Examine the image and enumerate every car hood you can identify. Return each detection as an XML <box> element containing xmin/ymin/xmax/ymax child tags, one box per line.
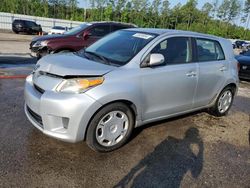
<box><xmin>235</xmin><ymin>55</ymin><xmax>250</xmax><ymax>65</ymax></box>
<box><xmin>37</xmin><ymin>53</ymin><xmax>116</xmax><ymax>77</ymax></box>
<box><xmin>32</xmin><ymin>34</ymin><xmax>69</xmax><ymax>42</ymax></box>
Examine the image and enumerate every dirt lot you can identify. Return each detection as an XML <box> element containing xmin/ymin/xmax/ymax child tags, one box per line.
<box><xmin>0</xmin><ymin>32</ymin><xmax>249</xmax><ymax>187</ymax></box>
<box><xmin>0</xmin><ymin>67</ymin><xmax>249</xmax><ymax>187</ymax></box>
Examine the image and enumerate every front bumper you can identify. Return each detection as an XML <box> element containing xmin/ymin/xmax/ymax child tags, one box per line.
<box><xmin>239</xmin><ymin>71</ymin><xmax>250</xmax><ymax>80</ymax></box>
<box><xmin>30</xmin><ymin>42</ymin><xmax>49</xmax><ymax>57</ymax></box>
<box><xmin>24</xmin><ymin>75</ymin><xmax>102</xmax><ymax>143</ymax></box>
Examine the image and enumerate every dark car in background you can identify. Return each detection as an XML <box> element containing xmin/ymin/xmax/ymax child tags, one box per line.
<box><xmin>236</xmin><ymin>50</ymin><xmax>250</xmax><ymax>80</ymax></box>
<box><xmin>234</xmin><ymin>40</ymin><xmax>250</xmax><ymax>49</ymax></box>
<box><xmin>30</xmin><ymin>21</ymin><xmax>136</xmax><ymax>59</ymax></box>
<box><xmin>12</xmin><ymin>19</ymin><xmax>42</xmax><ymax>34</ymax></box>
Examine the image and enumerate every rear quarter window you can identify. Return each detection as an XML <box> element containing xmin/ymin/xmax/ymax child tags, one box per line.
<box><xmin>196</xmin><ymin>38</ymin><xmax>225</xmax><ymax>62</ymax></box>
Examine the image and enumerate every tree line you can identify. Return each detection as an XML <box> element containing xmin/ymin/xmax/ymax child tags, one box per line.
<box><xmin>1</xmin><ymin>0</ymin><xmax>250</xmax><ymax>40</ymax></box>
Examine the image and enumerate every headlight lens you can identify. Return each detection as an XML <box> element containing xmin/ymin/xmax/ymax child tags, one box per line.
<box><xmin>56</xmin><ymin>77</ymin><xmax>104</xmax><ymax>93</ymax></box>
<box><xmin>33</xmin><ymin>40</ymin><xmax>48</xmax><ymax>47</ymax></box>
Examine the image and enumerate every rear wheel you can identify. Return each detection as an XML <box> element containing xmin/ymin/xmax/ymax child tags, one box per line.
<box><xmin>86</xmin><ymin>102</ymin><xmax>134</xmax><ymax>152</ymax></box>
<box><xmin>209</xmin><ymin>86</ymin><xmax>235</xmax><ymax>117</ymax></box>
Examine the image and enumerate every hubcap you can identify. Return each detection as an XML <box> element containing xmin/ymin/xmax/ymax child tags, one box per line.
<box><xmin>96</xmin><ymin>111</ymin><xmax>129</xmax><ymax>147</ymax></box>
<box><xmin>218</xmin><ymin>90</ymin><xmax>233</xmax><ymax>113</ymax></box>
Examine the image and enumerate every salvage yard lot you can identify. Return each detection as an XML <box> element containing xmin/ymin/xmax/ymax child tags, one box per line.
<box><xmin>0</xmin><ymin>32</ymin><xmax>249</xmax><ymax>187</ymax></box>
<box><xmin>0</xmin><ymin>76</ymin><xmax>249</xmax><ymax>187</ymax></box>
<box><xmin>0</xmin><ymin>32</ymin><xmax>32</xmax><ymax>56</ymax></box>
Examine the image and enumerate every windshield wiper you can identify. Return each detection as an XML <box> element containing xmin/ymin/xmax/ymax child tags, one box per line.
<box><xmin>84</xmin><ymin>50</ymin><xmax>111</xmax><ymax>65</ymax></box>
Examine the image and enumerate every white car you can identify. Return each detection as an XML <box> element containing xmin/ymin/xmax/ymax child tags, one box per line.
<box><xmin>48</xmin><ymin>26</ymin><xmax>67</xmax><ymax>35</ymax></box>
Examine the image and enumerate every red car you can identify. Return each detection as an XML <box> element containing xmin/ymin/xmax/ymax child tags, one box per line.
<box><xmin>30</xmin><ymin>22</ymin><xmax>136</xmax><ymax>59</ymax></box>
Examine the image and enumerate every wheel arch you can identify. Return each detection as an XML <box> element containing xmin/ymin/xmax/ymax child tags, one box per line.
<box><xmin>83</xmin><ymin>99</ymin><xmax>138</xmax><ymax>141</ymax></box>
<box><xmin>209</xmin><ymin>81</ymin><xmax>238</xmax><ymax>107</ymax></box>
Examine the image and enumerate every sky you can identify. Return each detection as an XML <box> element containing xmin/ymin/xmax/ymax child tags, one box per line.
<box><xmin>78</xmin><ymin>0</ymin><xmax>208</xmax><ymax>9</ymax></box>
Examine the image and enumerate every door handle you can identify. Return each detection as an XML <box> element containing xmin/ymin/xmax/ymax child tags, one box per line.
<box><xmin>219</xmin><ymin>66</ymin><xmax>226</xmax><ymax>72</ymax></box>
<box><xmin>186</xmin><ymin>71</ymin><xmax>197</xmax><ymax>77</ymax></box>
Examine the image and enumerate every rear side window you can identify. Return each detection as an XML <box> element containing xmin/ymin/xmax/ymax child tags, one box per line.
<box><xmin>112</xmin><ymin>25</ymin><xmax>127</xmax><ymax>32</ymax></box>
<box><xmin>13</xmin><ymin>20</ymin><xmax>22</xmax><ymax>24</ymax></box>
<box><xmin>89</xmin><ymin>25</ymin><xmax>110</xmax><ymax>37</ymax></box>
<box><xmin>196</xmin><ymin>38</ymin><xmax>225</xmax><ymax>62</ymax></box>
<box><xmin>25</xmin><ymin>21</ymin><xmax>36</xmax><ymax>27</ymax></box>
<box><xmin>151</xmin><ymin>37</ymin><xmax>192</xmax><ymax>64</ymax></box>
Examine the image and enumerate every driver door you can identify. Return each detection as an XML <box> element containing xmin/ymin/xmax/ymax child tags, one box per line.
<box><xmin>141</xmin><ymin>37</ymin><xmax>198</xmax><ymax>121</ymax></box>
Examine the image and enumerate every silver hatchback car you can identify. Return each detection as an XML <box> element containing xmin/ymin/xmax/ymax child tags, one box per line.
<box><xmin>24</xmin><ymin>28</ymin><xmax>239</xmax><ymax>152</ymax></box>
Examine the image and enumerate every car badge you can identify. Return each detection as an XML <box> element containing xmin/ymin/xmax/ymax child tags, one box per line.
<box><xmin>242</xmin><ymin>65</ymin><xmax>247</xmax><ymax>70</ymax></box>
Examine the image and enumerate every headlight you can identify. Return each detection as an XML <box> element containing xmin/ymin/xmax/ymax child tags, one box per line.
<box><xmin>32</xmin><ymin>40</ymin><xmax>48</xmax><ymax>47</ymax></box>
<box><xmin>56</xmin><ymin>77</ymin><xmax>104</xmax><ymax>93</ymax></box>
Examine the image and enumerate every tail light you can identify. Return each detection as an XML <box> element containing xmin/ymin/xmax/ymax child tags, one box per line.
<box><xmin>237</xmin><ymin>62</ymin><xmax>240</xmax><ymax>72</ymax></box>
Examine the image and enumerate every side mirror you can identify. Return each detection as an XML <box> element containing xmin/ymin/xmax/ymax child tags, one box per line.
<box><xmin>148</xmin><ymin>53</ymin><xmax>165</xmax><ymax>67</ymax></box>
<box><xmin>83</xmin><ymin>32</ymin><xmax>92</xmax><ymax>39</ymax></box>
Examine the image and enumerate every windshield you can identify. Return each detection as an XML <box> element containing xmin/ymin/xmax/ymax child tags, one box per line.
<box><xmin>52</xmin><ymin>26</ymin><xmax>65</xmax><ymax>30</ymax></box>
<box><xmin>85</xmin><ymin>30</ymin><xmax>157</xmax><ymax>66</ymax></box>
<box><xmin>241</xmin><ymin>50</ymin><xmax>250</xmax><ymax>56</ymax></box>
<box><xmin>64</xmin><ymin>24</ymin><xmax>90</xmax><ymax>35</ymax></box>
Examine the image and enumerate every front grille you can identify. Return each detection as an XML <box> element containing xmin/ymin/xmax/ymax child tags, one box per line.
<box><xmin>34</xmin><ymin>84</ymin><xmax>45</xmax><ymax>94</ymax></box>
<box><xmin>27</xmin><ymin>106</ymin><xmax>43</xmax><ymax>128</ymax></box>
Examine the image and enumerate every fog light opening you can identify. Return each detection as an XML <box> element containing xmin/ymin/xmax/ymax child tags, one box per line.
<box><xmin>62</xmin><ymin>117</ymin><xmax>69</xmax><ymax>129</ymax></box>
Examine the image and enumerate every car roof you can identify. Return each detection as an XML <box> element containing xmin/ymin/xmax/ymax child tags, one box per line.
<box><xmin>89</xmin><ymin>21</ymin><xmax>137</xmax><ymax>27</ymax></box>
<box><xmin>14</xmin><ymin>19</ymin><xmax>35</xmax><ymax>23</ymax></box>
<box><xmin>125</xmin><ymin>28</ymin><xmax>223</xmax><ymax>40</ymax></box>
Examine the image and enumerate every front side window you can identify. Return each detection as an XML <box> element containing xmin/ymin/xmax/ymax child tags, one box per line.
<box><xmin>89</xmin><ymin>25</ymin><xmax>110</xmax><ymax>37</ymax></box>
<box><xmin>85</xmin><ymin>30</ymin><xmax>156</xmax><ymax>66</ymax></box>
<box><xmin>64</xmin><ymin>24</ymin><xmax>90</xmax><ymax>35</ymax></box>
<box><xmin>150</xmin><ymin>37</ymin><xmax>192</xmax><ymax>64</ymax></box>
<box><xmin>196</xmin><ymin>39</ymin><xmax>225</xmax><ymax>62</ymax></box>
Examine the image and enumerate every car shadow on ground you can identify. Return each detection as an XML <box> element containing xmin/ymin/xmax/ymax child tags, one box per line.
<box><xmin>233</xmin><ymin>95</ymin><xmax>250</xmax><ymax>114</ymax></box>
<box><xmin>114</xmin><ymin>127</ymin><xmax>204</xmax><ymax>188</ymax></box>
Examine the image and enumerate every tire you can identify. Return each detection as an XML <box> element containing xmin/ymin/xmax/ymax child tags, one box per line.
<box><xmin>86</xmin><ymin>102</ymin><xmax>135</xmax><ymax>152</ymax></box>
<box><xmin>37</xmin><ymin>54</ymin><xmax>42</xmax><ymax>60</ymax></box>
<box><xmin>209</xmin><ymin>86</ymin><xmax>235</xmax><ymax>117</ymax></box>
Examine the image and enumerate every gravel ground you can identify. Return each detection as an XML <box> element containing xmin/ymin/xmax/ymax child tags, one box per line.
<box><xmin>0</xmin><ymin>32</ymin><xmax>34</xmax><ymax>55</ymax></box>
<box><xmin>0</xmin><ymin>75</ymin><xmax>249</xmax><ymax>188</ymax></box>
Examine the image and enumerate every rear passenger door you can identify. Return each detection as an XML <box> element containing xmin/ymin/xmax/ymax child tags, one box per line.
<box><xmin>193</xmin><ymin>38</ymin><xmax>227</xmax><ymax>107</ymax></box>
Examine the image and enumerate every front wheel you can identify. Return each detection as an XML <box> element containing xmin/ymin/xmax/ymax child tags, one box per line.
<box><xmin>209</xmin><ymin>86</ymin><xmax>235</xmax><ymax>117</ymax></box>
<box><xmin>86</xmin><ymin>102</ymin><xmax>134</xmax><ymax>152</ymax></box>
